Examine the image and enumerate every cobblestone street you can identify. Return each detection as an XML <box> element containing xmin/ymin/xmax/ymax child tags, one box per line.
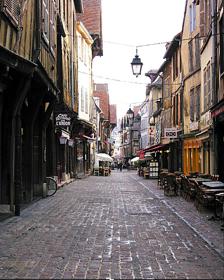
<box><xmin>0</xmin><ymin>171</ymin><xmax>223</xmax><ymax>279</ymax></box>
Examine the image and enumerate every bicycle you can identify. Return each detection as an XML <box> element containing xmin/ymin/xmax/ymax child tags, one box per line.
<box><xmin>46</xmin><ymin>177</ymin><xmax>58</xmax><ymax>197</ymax></box>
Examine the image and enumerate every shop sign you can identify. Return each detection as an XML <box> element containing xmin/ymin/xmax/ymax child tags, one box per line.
<box><xmin>154</xmin><ymin>122</ymin><xmax>161</xmax><ymax>144</ymax></box>
<box><xmin>55</xmin><ymin>113</ymin><xmax>71</xmax><ymax>127</ymax></box>
<box><xmin>164</xmin><ymin>128</ymin><xmax>177</xmax><ymax>138</ymax></box>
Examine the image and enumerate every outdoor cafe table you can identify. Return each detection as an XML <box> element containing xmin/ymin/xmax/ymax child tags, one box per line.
<box><xmin>201</xmin><ymin>181</ymin><xmax>224</xmax><ymax>189</ymax></box>
<box><xmin>189</xmin><ymin>177</ymin><xmax>212</xmax><ymax>184</ymax></box>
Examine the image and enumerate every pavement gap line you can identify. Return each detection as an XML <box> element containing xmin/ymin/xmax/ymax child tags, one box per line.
<box><xmin>130</xmin><ymin>174</ymin><xmax>224</xmax><ymax>261</ymax></box>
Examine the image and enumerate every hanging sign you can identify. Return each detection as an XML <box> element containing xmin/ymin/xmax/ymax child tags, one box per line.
<box><xmin>164</xmin><ymin>128</ymin><xmax>177</xmax><ymax>138</ymax></box>
<box><xmin>55</xmin><ymin>113</ymin><xmax>71</xmax><ymax>127</ymax></box>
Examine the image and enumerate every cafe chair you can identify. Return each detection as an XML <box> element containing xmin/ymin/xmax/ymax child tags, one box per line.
<box><xmin>164</xmin><ymin>173</ymin><xmax>178</xmax><ymax>197</ymax></box>
<box><xmin>104</xmin><ymin>167</ymin><xmax>110</xmax><ymax>176</ymax></box>
<box><xmin>180</xmin><ymin>175</ymin><xmax>196</xmax><ymax>201</ymax></box>
<box><xmin>211</xmin><ymin>174</ymin><xmax>220</xmax><ymax>181</ymax></box>
<box><xmin>94</xmin><ymin>168</ymin><xmax>100</xmax><ymax>176</ymax></box>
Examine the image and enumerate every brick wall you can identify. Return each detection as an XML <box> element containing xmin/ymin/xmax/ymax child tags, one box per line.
<box><xmin>93</xmin><ymin>83</ymin><xmax>110</xmax><ymax>121</ymax></box>
<box><xmin>110</xmin><ymin>104</ymin><xmax>117</xmax><ymax>125</ymax></box>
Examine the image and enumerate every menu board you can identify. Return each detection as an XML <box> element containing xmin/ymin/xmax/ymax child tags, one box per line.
<box><xmin>149</xmin><ymin>160</ymin><xmax>159</xmax><ymax>178</ymax></box>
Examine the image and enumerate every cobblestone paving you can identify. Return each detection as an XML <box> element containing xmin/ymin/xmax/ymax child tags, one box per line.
<box><xmin>0</xmin><ymin>171</ymin><xmax>223</xmax><ymax>279</ymax></box>
<box><xmin>133</xmin><ymin>174</ymin><xmax>224</xmax><ymax>259</ymax></box>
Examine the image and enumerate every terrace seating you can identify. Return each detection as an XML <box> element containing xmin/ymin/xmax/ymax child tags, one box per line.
<box><xmin>143</xmin><ymin>167</ymin><xmax>149</xmax><ymax>179</ymax></box>
<box><xmin>164</xmin><ymin>173</ymin><xmax>178</xmax><ymax>196</ymax></box>
<box><xmin>94</xmin><ymin>168</ymin><xmax>100</xmax><ymax>176</ymax></box>
<box><xmin>211</xmin><ymin>174</ymin><xmax>220</xmax><ymax>181</ymax></box>
<box><xmin>180</xmin><ymin>175</ymin><xmax>196</xmax><ymax>201</ymax></box>
<box><xmin>194</xmin><ymin>188</ymin><xmax>216</xmax><ymax>212</ymax></box>
<box><xmin>104</xmin><ymin>167</ymin><xmax>110</xmax><ymax>176</ymax></box>
<box><xmin>158</xmin><ymin>170</ymin><xmax>168</xmax><ymax>189</ymax></box>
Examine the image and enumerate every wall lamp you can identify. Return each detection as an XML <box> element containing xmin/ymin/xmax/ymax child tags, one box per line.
<box><xmin>131</xmin><ymin>48</ymin><xmax>143</xmax><ymax>77</ymax></box>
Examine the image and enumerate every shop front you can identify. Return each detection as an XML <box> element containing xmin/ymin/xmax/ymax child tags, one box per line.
<box><xmin>183</xmin><ymin>139</ymin><xmax>201</xmax><ymax>175</ymax></box>
<box><xmin>211</xmin><ymin>100</ymin><xmax>224</xmax><ymax>180</ymax></box>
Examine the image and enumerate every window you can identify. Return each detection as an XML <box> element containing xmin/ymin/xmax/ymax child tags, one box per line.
<box><xmin>188</xmin><ymin>35</ymin><xmax>201</xmax><ymax>73</ymax></box>
<box><xmin>190</xmin><ymin>3</ymin><xmax>196</xmax><ymax>33</ymax></box>
<box><xmin>200</xmin><ymin>0</ymin><xmax>211</xmax><ymax>39</ymax></box>
<box><xmin>172</xmin><ymin>95</ymin><xmax>179</xmax><ymax>126</ymax></box>
<box><xmin>42</xmin><ymin>0</ymin><xmax>50</xmax><ymax>42</ymax></box>
<box><xmin>190</xmin><ymin>86</ymin><xmax>200</xmax><ymax>122</ymax></box>
<box><xmin>49</xmin><ymin>0</ymin><xmax>56</xmax><ymax>54</ymax></box>
<box><xmin>220</xmin><ymin>15</ymin><xmax>224</xmax><ymax>74</ymax></box>
<box><xmin>42</xmin><ymin>0</ymin><xmax>57</xmax><ymax>55</ymax></box>
<box><xmin>1</xmin><ymin>0</ymin><xmax>21</xmax><ymax>26</ymax></box>
<box><xmin>203</xmin><ymin>62</ymin><xmax>211</xmax><ymax>111</ymax></box>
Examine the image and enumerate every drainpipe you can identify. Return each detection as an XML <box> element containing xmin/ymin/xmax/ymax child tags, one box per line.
<box><xmin>211</xmin><ymin>0</ymin><xmax>218</xmax><ymax>174</ymax></box>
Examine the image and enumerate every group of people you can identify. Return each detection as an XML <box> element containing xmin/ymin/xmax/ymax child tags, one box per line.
<box><xmin>117</xmin><ymin>162</ymin><xmax>130</xmax><ymax>172</ymax></box>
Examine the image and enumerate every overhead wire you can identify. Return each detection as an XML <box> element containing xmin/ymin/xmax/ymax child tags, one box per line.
<box><xmin>79</xmin><ymin>70</ymin><xmax>182</xmax><ymax>86</ymax></box>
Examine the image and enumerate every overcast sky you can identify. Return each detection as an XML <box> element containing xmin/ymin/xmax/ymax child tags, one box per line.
<box><xmin>92</xmin><ymin>0</ymin><xmax>186</xmax><ymax>119</ymax></box>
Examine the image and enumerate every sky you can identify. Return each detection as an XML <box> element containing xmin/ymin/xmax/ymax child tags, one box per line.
<box><xmin>92</xmin><ymin>0</ymin><xmax>186</xmax><ymax>119</ymax></box>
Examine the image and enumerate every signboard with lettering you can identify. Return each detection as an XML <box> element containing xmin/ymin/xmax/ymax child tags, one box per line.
<box><xmin>164</xmin><ymin>128</ymin><xmax>177</xmax><ymax>138</ymax></box>
<box><xmin>55</xmin><ymin>113</ymin><xmax>71</xmax><ymax>127</ymax></box>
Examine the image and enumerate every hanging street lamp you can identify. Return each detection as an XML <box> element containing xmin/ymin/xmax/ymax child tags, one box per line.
<box><xmin>131</xmin><ymin>48</ymin><xmax>143</xmax><ymax>77</ymax></box>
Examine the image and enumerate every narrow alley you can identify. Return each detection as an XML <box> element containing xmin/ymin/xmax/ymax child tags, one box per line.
<box><xmin>0</xmin><ymin>171</ymin><xmax>223</xmax><ymax>279</ymax></box>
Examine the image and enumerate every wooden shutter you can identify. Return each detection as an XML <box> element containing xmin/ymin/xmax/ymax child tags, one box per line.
<box><xmin>190</xmin><ymin>89</ymin><xmax>194</xmax><ymax>122</ymax></box>
<box><xmin>207</xmin><ymin>63</ymin><xmax>211</xmax><ymax>107</ymax></box>
<box><xmin>172</xmin><ymin>96</ymin><xmax>176</xmax><ymax>126</ymax></box>
<box><xmin>1</xmin><ymin>0</ymin><xmax>20</xmax><ymax>26</ymax></box>
<box><xmin>195</xmin><ymin>35</ymin><xmax>200</xmax><ymax>68</ymax></box>
<box><xmin>196</xmin><ymin>86</ymin><xmax>200</xmax><ymax>121</ymax></box>
<box><xmin>188</xmin><ymin>40</ymin><xmax>193</xmax><ymax>72</ymax></box>
<box><xmin>203</xmin><ymin>69</ymin><xmax>207</xmax><ymax>110</ymax></box>
<box><xmin>175</xmin><ymin>94</ymin><xmax>178</xmax><ymax>125</ymax></box>
<box><xmin>200</xmin><ymin>0</ymin><xmax>205</xmax><ymax>38</ymax></box>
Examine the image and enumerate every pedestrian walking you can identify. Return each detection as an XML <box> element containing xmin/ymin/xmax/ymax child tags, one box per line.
<box><xmin>119</xmin><ymin>162</ymin><xmax>123</xmax><ymax>172</ymax></box>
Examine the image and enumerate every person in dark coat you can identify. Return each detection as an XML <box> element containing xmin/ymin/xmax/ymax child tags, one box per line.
<box><xmin>119</xmin><ymin>162</ymin><xmax>123</xmax><ymax>172</ymax></box>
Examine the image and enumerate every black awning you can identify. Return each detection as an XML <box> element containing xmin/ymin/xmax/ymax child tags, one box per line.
<box><xmin>144</xmin><ymin>143</ymin><xmax>168</xmax><ymax>152</ymax></box>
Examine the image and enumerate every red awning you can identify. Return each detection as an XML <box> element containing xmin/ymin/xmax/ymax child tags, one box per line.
<box><xmin>136</xmin><ymin>150</ymin><xmax>145</xmax><ymax>159</ymax></box>
<box><xmin>144</xmin><ymin>144</ymin><xmax>168</xmax><ymax>152</ymax></box>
